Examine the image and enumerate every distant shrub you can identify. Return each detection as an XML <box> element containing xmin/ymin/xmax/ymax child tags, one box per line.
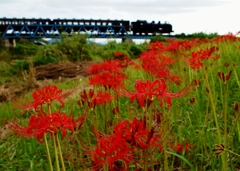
<box><xmin>55</xmin><ymin>33</ymin><xmax>91</xmax><ymax>61</ymax></box>
<box><xmin>33</xmin><ymin>46</ymin><xmax>62</xmax><ymax>66</ymax></box>
<box><xmin>175</xmin><ymin>32</ymin><xmax>219</xmax><ymax>39</ymax></box>
<box><xmin>8</xmin><ymin>59</ymin><xmax>29</xmax><ymax>75</ymax></box>
<box><xmin>10</xmin><ymin>44</ymin><xmax>40</xmax><ymax>59</ymax></box>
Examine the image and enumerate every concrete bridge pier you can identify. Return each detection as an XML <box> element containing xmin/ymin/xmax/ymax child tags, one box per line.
<box><xmin>1</xmin><ymin>38</ymin><xmax>16</xmax><ymax>49</ymax></box>
<box><xmin>122</xmin><ymin>37</ymin><xmax>133</xmax><ymax>43</ymax></box>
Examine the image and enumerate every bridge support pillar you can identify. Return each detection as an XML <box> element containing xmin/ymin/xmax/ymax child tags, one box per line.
<box><xmin>1</xmin><ymin>38</ymin><xmax>16</xmax><ymax>49</ymax></box>
<box><xmin>122</xmin><ymin>37</ymin><xmax>133</xmax><ymax>43</ymax></box>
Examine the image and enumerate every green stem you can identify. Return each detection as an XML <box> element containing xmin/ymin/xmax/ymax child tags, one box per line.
<box><xmin>223</xmin><ymin>83</ymin><xmax>228</xmax><ymax>147</ymax></box>
<box><xmin>223</xmin><ymin>83</ymin><xmax>229</xmax><ymax>170</ymax></box>
<box><xmin>52</xmin><ymin>133</ymin><xmax>60</xmax><ymax>171</ymax></box>
<box><xmin>203</xmin><ymin>69</ymin><xmax>227</xmax><ymax>170</ymax></box>
<box><xmin>203</xmin><ymin>68</ymin><xmax>221</xmax><ymax>142</ymax></box>
<box><xmin>224</xmin><ymin>149</ymin><xmax>240</xmax><ymax>158</ymax></box>
<box><xmin>233</xmin><ymin>68</ymin><xmax>240</xmax><ymax>87</ymax></box>
<box><xmin>44</xmin><ymin>134</ymin><xmax>53</xmax><ymax>171</ymax></box>
<box><xmin>163</xmin><ymin>142</ymin><xmax>169</xmax><ymax>171</ymax></box>
<box><xmin>56</xmin><ymin>134</ymin><xmax>66</xmax><ymax>171</ymax></box>
<box><xmin>229</xmin><ymin>108</ymin><xmax>240</xmax><ymax>144</ymax></box>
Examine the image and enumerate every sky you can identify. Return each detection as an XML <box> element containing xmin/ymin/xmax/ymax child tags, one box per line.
<box><xmin>0</xmin><ymin>0</ymin><xmax>240</xmax><ymax>35</ymax></box>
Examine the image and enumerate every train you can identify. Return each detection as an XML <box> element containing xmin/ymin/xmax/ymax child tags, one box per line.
<box><xmin>0</xmin><ymin>17</ymin><xmax>173</xmax><ymax>36</ymax></box>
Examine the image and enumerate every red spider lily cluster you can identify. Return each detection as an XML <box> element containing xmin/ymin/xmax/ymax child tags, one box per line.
<box><xmin>14</xmin><ymin>85</ymin><xmax>73</xmax><ymax>112</ymax></box>
<box><xmin>87</xmin><ymin>53</ymin><xmax>135</xmax><ymax>90</ymax></box>
<box><xmin>117</xmin><ymin>79</ymin><xmax>181</xmax><ymax>108</ymax></box>
<box><xmin>91</xmin><ymin>116</ymin><xmax>164</xmax><ymax>170</ymax></box>
<box><xmin>8</xmin><ymin>85</ymin><xmax>86</xmax><ymax>142</ymax></box>
<box><xmin>139</xmin><ymin>42</ymin><xmax>183</xmax><ymax>85</ymax></box>
<box><xmin>8</xmin><ymin>112</ymin><xmax>85</xmax><ymax>143</ymax></box>
<box><xmin>186</xmin><ymin>46</ymin><xmax>220</xmax><ymax>70</ymax></box>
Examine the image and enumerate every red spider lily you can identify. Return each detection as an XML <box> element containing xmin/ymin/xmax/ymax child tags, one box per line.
<box><xmin>234</xmin><ymin>102</ymin><xmax>239</xmax><ymax>112</ymax></box>
<box><xmin>87</xmin><ymin>60</ymin><xmax>122</xmax><ymax>75</ymax></box>
<box><xmin>14</xmin><ymin>85</ymin><xmax>73</xmax><ymax>112</ymax></box>
<box><xmin>113</xmin><ymin>117</ymin><xmax>160</xmax><ymax>150</ymax></box>
<box><xmin>193</xmin><ymin>80</ymin><xmax>201</xmax><ymax>87</ymax></box>
<box><xmin>117</xmin><ymin>79</ymin><xmax>185</xmax><ymax>108</ymax></box>
<box><xmin>78</xmin><ymin>89</ymin><xmax>113</xmax><ymax>109</ymax></box>
<box><xmin>190</xmin><ymin>97</ymin><xmax>195</xmax><ymax>104</ymax></box>
<box><xmin>148</xmin><ymin>41</ymin><xmax>165</xmax><ymax>52</ymax></box>
<box><xmin>218</xmin><ymin>70</ymin><xmax>232</xmax><ymax>83</ymax></box>
<box><xmin>212</xmin><ymin>144</ymin><xmax>225</xmax><ymax>155</ymax></box>
<box><xmin>92</xmin><ymin>135</ymin><xmax>134</xmax><ymax>171</ymax></box>
<box><xmin>214</xmin><ymin>33</ymin><xmax>237</xmax><ymax>42</ymax></box>
<box><xmin>115</xmin><ymin>56</ymin><xmax>134</xmax><ymax>69</ymax></box>
<box><xmin>89</xmin><ymin>72</ymin><xmax>127</xmax><ymax>90</ymax></box>
<box><xmin>186</xmin><ymin>47</ymin><xmax>220</xmax><ymax>70</ymax></box>
<box><xmin>113</xmin><ymin>51</ymin><xmax>125</xmax><ymax>58</ymax></box>
<box><xmin>171</xmin><ymin>142</ymin><xmax>193</xmax><ymax>153</ymax></box>
<box><xmin>7</xmin><ymin>112</ymin><xmax>86</xmax><ymax>143</ymax></box>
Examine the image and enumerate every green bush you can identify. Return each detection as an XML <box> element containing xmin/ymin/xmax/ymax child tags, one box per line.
<box><xmin>32</xmin><ymin>46</ymin><xmax>63</xmax><ymax>66</ymax></box>
<box><xmin>55</xmin><ymin>34</ymin><xmax>91</xmax><ymax>61</ymax></box>
<box><xmin>8</xmin><ymin>59</ymin><xmax>29</xmax><ymax>75</ymax></box>
<box><xmin>175</xmin><ymin>32</ymin><xmax>219</xmax><ymax>39</ymax></box>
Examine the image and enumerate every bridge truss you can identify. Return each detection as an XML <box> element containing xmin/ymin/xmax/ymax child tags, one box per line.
<box><xmin>1</xmin><ymin>24</ymin><xmax>132</xmax><ymax>39</ymax></box>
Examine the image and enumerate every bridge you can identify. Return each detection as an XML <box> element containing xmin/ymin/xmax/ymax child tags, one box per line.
<box><xmin>0</xmin><ymin>18</ymin><xmax>173</xmax><ymax>39</ymax></box>
<box><xmin>0</xmin><ymin>18</ymin><xmax>174</xmax><ymax>48</ymax></box>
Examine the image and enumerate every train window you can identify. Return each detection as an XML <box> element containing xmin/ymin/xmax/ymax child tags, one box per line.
<box><xmin>68</xmin><ymin>22</ymin><xmax>72</xmax><ymax>25</ymax></box>
<box><xmin>108</xmin><ymin>22</ymin><xmax>112</xmax><ymax>26</ymax></box>
<box><xmin>73</xmin><ymin>22</ymin><xmax>78</xmax><ymax>25</ymax></box>
<box><xmin>0</xmin><ymin>21</ymin><xmax>2</xmax><ymax>24</ymax></box>
<box><xmin>91</xmin><ymin>22</ymin><xmax>95</xmax><ymax>25</ymax></box>
<box><xmin>120</xmin><ymin>23</ymin><xmax>122</xmax><ymax>26</ymax></box>
<box><xmin>102</xmin><ymin>22</ymin><xmax>106</xmax><ymax>25</ymax></box>
<box><xmin>80</xmin><ymin>22</ymin><xmax>84</xmax><ymax>25</ymax></box>
<box><xmin>85</xmin><ymin>22</ymin><xmax>89</xmax><ymax>25</ymax></box>
<box><xmin>97</xmin><ymin>22</ymin><xmax>101</xmax><ymax>25</ymax></box>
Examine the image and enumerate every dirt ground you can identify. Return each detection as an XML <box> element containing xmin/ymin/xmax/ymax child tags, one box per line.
<box><xmin>0</xmin><ymin>60</ymin><xmax>99</xmax><ymax>103</ymax></box>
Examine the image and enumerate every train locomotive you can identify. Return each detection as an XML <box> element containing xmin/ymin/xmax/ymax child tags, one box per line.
<box><xmin>131</xmin><ymin>20</ymin><xmax>173</xmax><ymax>35</ymax></box>
<box><xmin>0</xmin><ymin>17</ymin><xmax>173</xmax><ymax>37</ymax></box>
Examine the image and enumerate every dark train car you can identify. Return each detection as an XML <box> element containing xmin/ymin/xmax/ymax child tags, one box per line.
<box><xmin>131</xmin><ymin>20</ymin><xmax>148</xmax><ymax>35</ymax></box>
<box><xmin>0</xmin><ymin>18</ymin><xmax>52</xmax><ymax>36</ymax></box>
<box><xmin>0</xmin><ymin>18</ymin><xmax>8</xmax><ymax>32</ymax></box>
<box><xmin>131</xmin><ymin>20</ymin><xmax>173</xmax><ymax>35</ymax></box>
<box><xmin>52</xmin><ymin>19</ymin><xmax>130</xmax><ymax>34</ymax></box>
<box><xmin>158</xmin><ymin>23</ymin><xmax>173</xmax><ymax>34</ymax></box>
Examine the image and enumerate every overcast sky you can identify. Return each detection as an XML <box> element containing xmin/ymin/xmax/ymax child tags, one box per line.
<box><xmin>1</xmin><ymin>0</ymin><xmax>239</xmax><ymax>35</ymax></box>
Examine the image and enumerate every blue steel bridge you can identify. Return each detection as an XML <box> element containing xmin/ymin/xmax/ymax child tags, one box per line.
<box><xmin>0</xmin><ymin>18</ymin><xmax>174</xmax><ymax>39</ymax></box>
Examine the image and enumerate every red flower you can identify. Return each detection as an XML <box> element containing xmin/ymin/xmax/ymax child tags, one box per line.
<box><xmin>117</xmin><ymin>79</ymin><xmax>183</xmax><ymax>108</ymax></box>
<box><xmin>7</xmin><ymin>112</ymin><xmax>86</xmax><ymax>143</ymax></box>
<box><xmin>78</xmin><ymin>89</ymin><xmax>113</xmax><ymax>109</ymax></box>
<box><xmin>88</xmin><ymin>60</ymin><xmax>122</xmax><ymax>75</ymax></box>
<box><xmin>15</xmin><ymin>85</ymin><xmax>72</xmax><ymax>112</ymax></box>
<box><xmin>92</xmin><ymin>135</ymin><xmax>134</xmax><ymax>171</ymax></box>
<box><xmin>113</xmin><ymin>118</ymin><xmax>160</xmax><ymax>150</ymax></box>
<box><xmin>186</xmin><ymin>47</ymin><xmax>220</xmax><ymax>70</ymax></box>
<box><xmin>218</xmin><ymin>70</ymin><xmax>232</xmax><ymax>83</ymax></box>
<box><xmin>89</xmin><ymin>72</ymin><xmax>127</xmax><ymax>90</ymax></box>
<box><xmin>171</xmin><ymin>142</ymin><xmax>193</xmax><ymax>153</ymax></box>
